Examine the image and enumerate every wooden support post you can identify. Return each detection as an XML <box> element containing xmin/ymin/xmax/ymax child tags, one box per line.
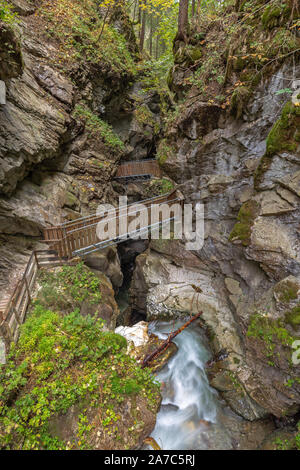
<box><xmin>24</xmin><ymin>278</ymin><xmax>31</xmax><ymax>303</ymax></box>
<box><xmin>34</xmin><ymin>251</ymin><xmax>39</xmax><ymax>269</ymax></box>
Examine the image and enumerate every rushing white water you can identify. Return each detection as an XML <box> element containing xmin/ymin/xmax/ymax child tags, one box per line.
<box><xmin>148</xmin><ymin>320</ymin><xmax>219</xmax><ymax>450</ymax></box>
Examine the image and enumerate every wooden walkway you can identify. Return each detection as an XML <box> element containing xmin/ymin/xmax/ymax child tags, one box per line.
<box><xmin>114</xmin><ymin>159</ymin><xmax>161</xmax><ymax>183</ymax></box>
<box><xmin>0</xmin><ymin>251</ymin><xmax>76</xmax><ymax>352</ymax></box>
<box><xmin>43</xmin><ymin>189</ymin><xmax>184</xmax><ymax>259</ymax></box>
<box><xmin>0</xmin><ymin>189</ymin><xmax>184</xmax><ymax>353</ymax></box>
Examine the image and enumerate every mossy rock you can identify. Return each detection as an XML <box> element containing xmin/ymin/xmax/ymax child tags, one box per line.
<box><xmin>274</xmin><ymin>279</ymin><xmax>299</xmax><ymax>304</ymax></box>
<box><xmin>187</xmin><ymin>46</ymin><xmax>202</xmax><ymax>62</ymax></box>
<box><xmin>261</xmin><ymin>4</ymin><xmax>290</xmax><ymax>30</ymax></box>
<box><xmin>254</xmin><ymin>101</ymin><xmax>300</xmax><ymax>189</ymax></box>
<box><xmin>285</xmin><ymin>305</ymin><xmax>300</xmax><ymax>331</ymax></box>
<box><xmin>156</xmin><ymin>139</ymin><xmax>175</xmax><ymax>166</ymax></box>
<box><xmin>148</xmin><ymin>178</ymin><xmax>174</xmax><ymax>196</ymax></box>
<box><xmin>229</xmin><ymin>200</ymin><xmax>260</xmax><ymax>246</ymax></box>
<box><xmin>167</xmin><ymin>68</ymin><xmax>174</xmax><ymax>90</ymax></box>
<box><xmin>174</xmin><ymin>45</ymin><xmax>202</xmax><ymax>66</ymax></box>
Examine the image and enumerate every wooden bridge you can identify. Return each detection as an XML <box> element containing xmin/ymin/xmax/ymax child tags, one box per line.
<box><xmin>0</xmin><ymin>189</ymin><xmax>184</xmax><ymax>353</ymax></box>
<box><xmin>43</xmin><ymin>189</ymin><xmax>184</xmax><ymax>259</ymax></box>
<box><xmin>114</xmin><ymin>159</ymin><xmax>161</xmax><ymax>183</ymax></box>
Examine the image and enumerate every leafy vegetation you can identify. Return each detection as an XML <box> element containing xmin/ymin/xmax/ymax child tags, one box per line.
<box><xmin>0</xmin><ymin>0</ymin><xmax>18</xmax><ymax>24</ymax></box>
<box><xmin>38</xmin><ymin>0</ymin><xmax>137</xmax><ymax>74</ymax></box>
<box><xmin>73</xmin><ymin>104</ymin><xmax>125</xmax><ymax>150</ymax></box>
<box><xmin>0</xmin><ymin>304</ymin><xmax>160</xmax><ymax>449</ymax></box>
<box><xmin>149</xmin><ymin>177</ymin><xmax>174</xmax><ymax>195</ymax></box>
<box><xmin>37</xmin><ymin>262</ymin><xmax>103</xmax><ymax>310</ymax></box>
<box><xmin>247</xmin><ymin>312</ymin><xmax>297</xmax><ymax>364</ymax></box>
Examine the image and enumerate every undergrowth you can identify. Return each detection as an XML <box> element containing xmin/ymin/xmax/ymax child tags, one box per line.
<box><xmin>38</xmin><ymin>0</ymin><xmax>137</xmax><ymax>75</ymax></box>
<box><xmin>0</xmin><ymin>305</ymin><xmax>160</xmax><ymax>450</ymax></box>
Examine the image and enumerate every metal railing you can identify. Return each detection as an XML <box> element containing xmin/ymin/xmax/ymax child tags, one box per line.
<box><xmin>42</xmin><ymin>190</ymin><xmax>184</xmax><ymax>259</ymax></box>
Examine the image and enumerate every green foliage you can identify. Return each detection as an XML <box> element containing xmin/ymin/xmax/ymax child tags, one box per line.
<box><xmin>0</xmin><ymin>0</ymin><xmax>18</xmax><ymax>24</ymax></box>
<box><xmin>156</xmin><ymin>139</ymin><xmax>174</xmax><ymax>165</ymax></box>
<box><xmin>39</xmin><ymin>0</ymin><xmax>137</xmax><ymax>75</ymax></box>
<box><xmin>0</xmin><ymin>305</ymin><xmax>160</xmax><ymax>449</ymax></box>
<box><xmin>247</xmin><ymin>313</ymin><xmax>296</xmax><ymax>361</ymax></box>
<box><xmin>73</xmin><ymin>105</ymin><xmax>125</xmax><ymax>150</ymax></box>
<box><xmin>275</xmin><ymin>281</ymin><xmax>299</xmax><ymax>303</ymax></box>
<box><xmin>149</xmin><ymin>178</ymin><xmax>174</xmax><ymax>195</ymax></box>
<box><xmin>38</xmin><ymin>261</ymin><xmax>103</xmax><ymax>308</ymax></box>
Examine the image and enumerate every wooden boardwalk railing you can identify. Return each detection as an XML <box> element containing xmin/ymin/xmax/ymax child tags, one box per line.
<box><xmin>0</xmin><ymin>250</ymin><xmax>75</xmax><ymax>351</ymax></box>
<box><xmin>43</xmin><ymin>190</ymin><xmax>184</xmax><ymax>259</ymax></box>
<box><xmin>0</xmin><ymin>190</ymin><xmax>184</xmax><ymax>354</ymax></box>
<box><xmin>115</xmin><ymin>159</ymin><xmax>161</xmax><ymax>182</ymax></box>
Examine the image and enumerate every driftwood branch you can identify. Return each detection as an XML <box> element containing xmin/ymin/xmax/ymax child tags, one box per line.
<box><xmin>141</xmin><ymin>312</ymin><xmax>203</xmax><ymax>369</ymax></box>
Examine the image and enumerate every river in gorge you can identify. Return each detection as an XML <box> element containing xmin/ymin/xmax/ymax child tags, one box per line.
<box><xmin>146</xmin><ymin>319</ymin><xmax>221</xmax><ymax>450</ymax></box>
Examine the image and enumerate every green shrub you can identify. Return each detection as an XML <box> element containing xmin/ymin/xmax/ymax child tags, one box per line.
<box><xmin>0</xmin><ymin>305</ymin><xmax>160</xmax><ymax>450</ymax></box>
<box><xmin>73</xmin><ymin>105</ymin><xmax>125</xmax><ymax>151</ymax></box>
<box><xmin>0</xmin><ymin>1</ymin><xmax>18</xmax><ymax>24</ymax></box>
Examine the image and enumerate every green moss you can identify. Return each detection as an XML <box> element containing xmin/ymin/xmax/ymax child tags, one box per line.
<box><xmin>187</xmin><ymin>46</ymin><xmax>202</xmax><ymax>62</ymax></box>
<box><xmin>229</xmin><ymin>200</ymin><xmax>259</xmax><ymax>246</ymax></box>
<box><xmin>261</xmin><ymin>5</ymin><xmax>282</xmax><ymax>29</ymax></box>
<box><xmin>274</xmin><ymin>280</ymin><xmax>299</xmax><ymax>303</ymax></box>
<box><xmin>73</xmin><ymin>105</ymin><xmax>125</xmax><ymax>151</ymax></box>
<box><xmin>247</xmin><ymin>313</ymin><xmax>296</xmax><ymax>360</ymax></box>
<box><xmin>285</xmin><ymin>305</ymin><xmax>300</xmax><ymax>330</ymax></box>
<box><xmin>254</xmin><ymin>101</ymin><xmax>300</xmax><ymax>189</ymax></box>
<box><xmin>156</xmin><ymin>139</ymin><xmax>174</xmax><ymax>166</ymax></box>
<box><xmin>261</xmin><ymin>3</ymin><xmax>290</xmax><ymax>30</ymax></box>
<box><xmin>149</xmin><ymin>178</ymin><xmax>174</xmax><ymax>195</ymax></box>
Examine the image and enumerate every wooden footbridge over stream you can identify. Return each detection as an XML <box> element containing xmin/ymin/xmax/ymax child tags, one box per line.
<box><xmin>0</xmin><ymin>183</ymin><xmax>184</xmax><ymax>351</ymax></box>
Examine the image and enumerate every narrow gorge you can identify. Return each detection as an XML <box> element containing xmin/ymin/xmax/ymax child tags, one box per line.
<box><xmin>0</xmin><ymin>0</ymin><xmax>299</xmax><ymax>451</ymax></box>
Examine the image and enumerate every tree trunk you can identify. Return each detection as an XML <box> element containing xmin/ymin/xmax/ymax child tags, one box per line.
<box><xmin>133</xmin><ymin>0</ymin><xmax>139</xmax><ymax>22</ymax></box>
<box><xmin>139</xmin><ymin>10</ymin><xmax>146</xmax><ymax>51</ymax></box>
<box><xmin>177</xmin><ymin>0</ymin><xmax>189</xmax><ymax>42</ymax></box>
<box><xmin>149</xmin><ymin>14</ymin><xmax>153</xmax><ymax>56</ymax></box>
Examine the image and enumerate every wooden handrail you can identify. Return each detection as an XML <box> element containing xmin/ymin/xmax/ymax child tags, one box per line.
<box><xmin>0</xmin><ymin>250</ymin><xmax>76</xmax><ymax>353</ymax></box>
<box><xmin>115</xmin><ymin>159</ymin><xmax>161</xmax><ymax>179</ymax></box>
<box><xmin>43</xmin><ymin>190</ymin><xmax>184</xmax><ymax>259</ymax></box>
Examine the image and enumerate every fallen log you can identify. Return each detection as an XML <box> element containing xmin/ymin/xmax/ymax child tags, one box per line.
<box><xmin>144</xmin><ymin>437</ymin><xmax>161</xmax><ymax>450</ymax></box>
<box><xmin>141</xmin><ymin>312</ymin><xmax>202</xmax><ymax>369</ymax></box>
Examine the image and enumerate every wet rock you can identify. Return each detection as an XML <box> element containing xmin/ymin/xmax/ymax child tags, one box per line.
<box><xmin>115</xmin><ymin>321</ymin><xmax>178</xmax><ymax>372</ymax></box>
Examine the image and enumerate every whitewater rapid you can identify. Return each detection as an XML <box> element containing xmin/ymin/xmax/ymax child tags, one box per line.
<box><xmin>148</xmin><ymin>320</ymin><xmax>219</xmax><ymax>450</ymax></box>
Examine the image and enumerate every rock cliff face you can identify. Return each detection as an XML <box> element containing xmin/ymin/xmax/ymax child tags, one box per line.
<box><xmin>130</xmin><ymin>5</ymin><xmax>300</xmax><ymax>423</ymax></box>
<box><xmin>1</xmin><ymin>0</ymin><xmax>300</xmax><ymax>447</ymax></box>
<box><xmin>0</xmin><ymin>1</ymin><xmax>160</xmax><ymax>292</ymax></box>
